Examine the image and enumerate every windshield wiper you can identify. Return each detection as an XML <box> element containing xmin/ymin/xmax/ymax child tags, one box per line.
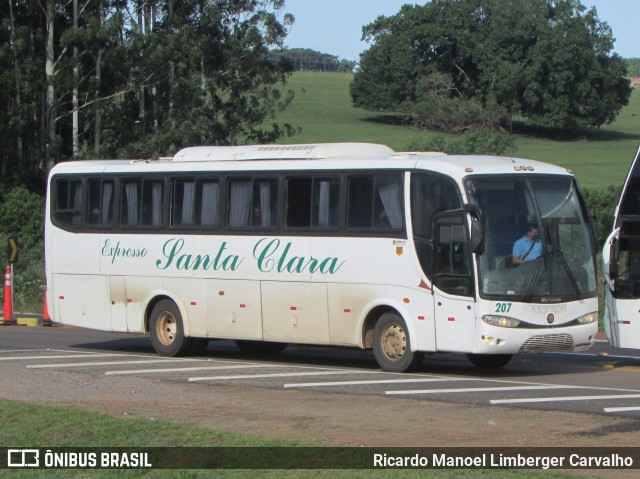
<box><xmin>521</xmin><ymin>246</ymin><xmax>582</xmax><ymax>301</ymax></box>
<box><xmin>521</xmin><ymin>250</ymin><xmax>544</xmax><ymax>302</ymax></box>
<box><xmin>553</xmin><ymin>249</ymin><xmax>582</xmax><ymax>296</ymax></box>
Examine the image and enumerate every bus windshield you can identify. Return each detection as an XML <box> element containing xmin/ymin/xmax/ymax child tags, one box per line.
<box><xmin>467</xmin><ymin>176</ymin><xmax>597</xmax><ymax>301</ymax></box>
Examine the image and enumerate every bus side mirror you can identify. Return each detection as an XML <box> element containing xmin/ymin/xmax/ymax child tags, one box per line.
<box><xmin>464</xmin><ymin>204</ymin><xmax>485</xmax><ymax>255</ymax></box>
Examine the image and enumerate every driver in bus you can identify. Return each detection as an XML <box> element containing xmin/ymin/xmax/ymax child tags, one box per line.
<box><xmin>512</xmin><ymin>224</ymin><xmax>542</xmax><ymax>265</ymax></box>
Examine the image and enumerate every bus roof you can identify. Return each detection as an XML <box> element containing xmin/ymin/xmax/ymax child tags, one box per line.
<box><xmin>172</xmin><ymin>142</ymin><xmax>395</xmax><ymax>161</ymax></box>
<box><xmin>49</xmin><ymin>143</ymin><xmax>573</xmax><ymax>179</ymax></box>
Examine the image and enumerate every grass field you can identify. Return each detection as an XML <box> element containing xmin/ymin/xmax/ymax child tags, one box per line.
<box><xmin>274</xmin><ymin>72</ymin><xmax>640</xmax><ymax>190</ymax></box>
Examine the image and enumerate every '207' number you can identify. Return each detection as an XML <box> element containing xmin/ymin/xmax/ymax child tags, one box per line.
<box><xmin>495</xmin><ymin>302</ymin><xmax>512</xmax><ymax>313</ymax></box>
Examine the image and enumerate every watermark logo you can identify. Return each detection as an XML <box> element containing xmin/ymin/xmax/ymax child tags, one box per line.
<box><xmin>8</xmin><ymin>449</ymin><xmax>39</xmax><ymax>468</ymax></box>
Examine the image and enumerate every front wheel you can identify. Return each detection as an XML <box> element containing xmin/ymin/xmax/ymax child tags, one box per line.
<box><xmin>373</xmin><ymin>312</ymin><xmax>423</xmax><ymax>372</ymax></box>
<box><xmin>149</xmin><ymin>299</ymin><xmax>194</xmax><ymax>357</ymax></box>
<box><xmin>466</xmin><ymin>353</ymin><xmax>513</xmax><ymax>369</ymax></box>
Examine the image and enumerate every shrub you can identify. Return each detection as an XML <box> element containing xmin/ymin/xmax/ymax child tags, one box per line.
<box><xmin>407</xmin><ymin>130</ymin><xmax>517</xmax><ymax>156</ymax></box>
<box><xmin>582</xmin><ymin>185</ymin><xmax>621</xmax><ymax>249</ymax></box>
<box><xmin>0</xmin><ymin>187</ymin><xmax>45</xmax><ymax>312</ymax></box>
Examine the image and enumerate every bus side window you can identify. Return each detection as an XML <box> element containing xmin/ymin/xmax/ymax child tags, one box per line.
<box><xmin>198</xmin><ymin>179</ymin><xmax>220</xmax><ymax>227</ymax></box>
<box><xmin>312</xmin><ymin>178</ymin><xmax>339</xmax><ymax>227</ymax></box>
<box><xmin>252</xmin><ymin>179</ymin><xmax>278</xmax><ymax>227</ymax></box>
<box><xmin>347</xmin><ymin>176</ymin><xmax>373</xmax><ymax>227</ymax></box>
<box><xmin>54</xmin><ymin>178</ymin><xmax>84</xmax><ymax>227</ymax></box>
<box><xmin>121</xmin><ymin>179</ymin><xmax>141</xmax><ymax>226</ymax></box>
<box><xmin>286</xmin><ymin>177</ymin><xmax>312</xmax><ymax>227</ymax></box>
<box><xmin>347</xmin><ymin>174</ymin><xmax>403</xmax><ymax>229</ymax></box>
<box><xmin>172</xmin><ymin>178</ymin><xmax>220</xmax><ymax>228</ymax></box>
<box><xmin>87</xmin><ymin>179</ymin><xmax>114</xmax><ymax>227</ymax></box>
<box><xmin>228</xmin><ymin>177</ymin><xmax>278</xmax><ymax>228</ymax></box>
<box><xmin>286</xmin><ymin>176</ymin><xmax>340</xmax><ymax>229</ymax></box>
<box><xmin>121</xmin><ymin>179</ymin><xmax>164</xmax><ymax>227</ymax></box>
<box><xmin>172</xmin><ymin>178</ymin><xmax>196</xmax><ymax>226</ymax></box>
<box><xmin>142</xmin><ymin>180</ymin><xmax>164</xmax><ymax>226</ymax></box>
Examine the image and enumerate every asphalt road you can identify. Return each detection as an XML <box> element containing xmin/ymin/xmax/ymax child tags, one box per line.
<box><xmin>2</xmin><ymin>324</ymin><xmax>640</xmax><ymax>418</ymax></box>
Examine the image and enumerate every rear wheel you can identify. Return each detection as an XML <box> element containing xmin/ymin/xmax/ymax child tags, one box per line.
<box><xmin>373</xmin><ymin>312</ymin><xmax>423</xmax><ymax>372</ymax></box>
<box><xmin>466</xmin><ymin>353</ymin><xmax>513</xmax><ymax>369</ymax></box>
<box><xmin>235</xmin><ymin>340</ymin><xmax>287</xmax><ymax>355</ymax></box>
<box><xmin>149</xmin><ymin>299</ymin><xmax>194</xmax><ymax>357</ymax></box>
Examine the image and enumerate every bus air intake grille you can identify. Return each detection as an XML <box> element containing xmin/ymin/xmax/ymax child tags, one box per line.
<box><xmin>518</xmin><ymin>334</ymin><xmax>574</xmax><ymax>353</ymax></box>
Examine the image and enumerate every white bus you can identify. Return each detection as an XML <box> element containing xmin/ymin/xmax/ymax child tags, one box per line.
<box><xmin>603</xmin><ymin>145</ymin><xmax>640</xmax><ymax>349</ymax></box>
<box><xmin>45</xmin><ymin>142</ymin><xmax>599</xmax><ymax>372</ymax></box>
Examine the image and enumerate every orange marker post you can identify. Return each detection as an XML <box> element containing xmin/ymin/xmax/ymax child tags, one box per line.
<box><xmin>42</xmin><ymin>292</ymin><xmax>52</xmax><ymax>327</ymax></box>
<box><xmin>3</xmin><ymin>266</ymin><xmax>16</xmax><ymax>325</ymax></box>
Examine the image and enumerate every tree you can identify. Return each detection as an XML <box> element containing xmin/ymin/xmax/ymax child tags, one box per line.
<box><xmin>0</xmin><ymin>0</ymin><xmax>297</xmax><ymax>184</ymax></box>
<box><xmin>104</xmin><ymin>0</ymin><xmax>296</xmax><ymax>157</ymax></box>
<box><xmin>1</xmin><ymin>0</ymin><xmax>49</xmax><ymax>182</ymax></box>
<box><xmin>351</xmin><ymin>0</ymin><xmax>631</xmax><ymax>131</ymax></box>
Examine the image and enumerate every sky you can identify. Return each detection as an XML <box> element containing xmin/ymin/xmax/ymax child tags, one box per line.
<box><xmin>282</xmin><ymin>0</ymin><xmax>639</xmax><ymax>62</ymax></box>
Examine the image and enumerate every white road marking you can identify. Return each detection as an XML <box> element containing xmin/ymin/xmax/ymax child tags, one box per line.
<box><xmin>491</xmin><ymin>394</ymin><xmax>640</xmax><ymax>405</ymax></box>
<box><xmin>0</xmin><ymin>349</ymin><xmax>50</xmax><ymax>354</ymax></box>
<box><xmin>188</xmin><ymin>370</ymin><xmax>359</xmax><ymax>382</ymax></box>
<box><xmin>284</xmin><ymin>378</ymin><xmax>462</xmax><ymax>388</ymax></box>
<box><xmin>26</xmin><ymin>358</ymin><xmax>206</xmax><ymax>369</ymax></box>
<box><xmin>545</xmin><ymin>352</ymin><xmax>640</xmax><ymax>360</ymax></box>
<box><xmin>105</xmin><ymin>364</ymin><xmax>278</xmax><ymax>375</ymax></box>
<box><xmin>604</xmin><ymin>406</ymin><xmax>640</xmax><ymax>413</ymax></box>
<box><xmin>0</xmin><ymin>353</ymin><xmax>137</xmax><ymax>361</ymax></box>
<box><xmin>386</xmin><ymin>385</ymin><xmax>576</xmax><ymax>396</ymax></box>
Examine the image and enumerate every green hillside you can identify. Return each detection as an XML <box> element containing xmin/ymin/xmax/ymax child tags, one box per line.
<box><xmin>274</xmin><ymin>72</ymin><xmax>640</xmax><ymax>189</ymax></box>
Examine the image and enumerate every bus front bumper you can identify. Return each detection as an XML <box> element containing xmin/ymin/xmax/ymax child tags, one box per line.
<box><xmin>472</xmin><ymin>321</ymin><xmax>598</xmax><ymax>355</ymax></box>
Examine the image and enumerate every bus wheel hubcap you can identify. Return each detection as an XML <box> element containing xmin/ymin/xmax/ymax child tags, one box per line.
<box><xmin>382</xmin><ymin>324</ymin><xmax>406</xmax><ymax>360</ymax></box>
<box><xmin>156</xmin><ymin>312</ymin><xmax>177</xmax><ymax>346</ymax></box>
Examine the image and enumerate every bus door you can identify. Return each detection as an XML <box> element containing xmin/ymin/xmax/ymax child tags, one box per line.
<box><xmin>431</xmin><ymin>210</ymin><xmax>476</xmax><ymax>351</ymax></box>
<box><xmin>604</xmin><ymin>220</ymin><xmax>640</xmax><ymax>349</ymax></box>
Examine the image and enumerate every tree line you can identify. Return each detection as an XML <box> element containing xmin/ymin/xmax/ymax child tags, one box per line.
<box><xmin>351</xmin><ymin>0</ymin><xmax>632</xmax><ymax>133</ymax></box>
<box><xmin>0</xmin><ymin>0</ymin><xmax>297</xmax><ymax>188</ymax></box>
<box><xmin>625</xmin><ymin>59</ymin><xmax>640</xmax><ymax>79</ymax></box>
<box><xmin>270</xmin><ymin>48</ymin><xmax>357</xmax><ymax>73</ymax></box>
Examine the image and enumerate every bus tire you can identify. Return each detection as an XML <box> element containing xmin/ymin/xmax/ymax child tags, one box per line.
<box><xmin>149</xmin><ymin>299</ymin><xmax>193</xmax><ymax>357</ymax></box>
<box><xmin>373</xmin><ymin>312</ymin><xmax>423</xmax><ymax>372</ymax></box>
<box><xmin>235</xmin><ymin>340</ymin><xmax>287</xmax><ymax>355</ymax></box>
<box><xmin>466</xmin><ymin>353</ymin><xmax>513</xmax><ymax>369</ymax></box>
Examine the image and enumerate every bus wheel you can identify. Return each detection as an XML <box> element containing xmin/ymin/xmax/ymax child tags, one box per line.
<box><xmin>373</xmin><ymin>312</ymin><xmax>423</xmax><ymax>372</ymax></box>
<box><xmin>149</xmin><ymin>299</ymin><xmax>192</xmax><ymax>357</ymax></box>
<box><xmin>235</xmin><ymin>340</ymin><xmax>287</xmax><ymax>355</ymax></box>
<box><xmin>466</xmin><ymin>353</ymin><xmax>513</xmax><ymax>369</ymax></box>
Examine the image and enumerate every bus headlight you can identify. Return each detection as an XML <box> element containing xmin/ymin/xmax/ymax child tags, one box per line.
<box><xmin>482</xmin><ymin>315</ymin><xmax>521</xmax><ymax>328</ymax></box>
<box><xmin>576</xmin><ymin>312</ymin><xmax>597</xmax><ymax>325</ymax></box>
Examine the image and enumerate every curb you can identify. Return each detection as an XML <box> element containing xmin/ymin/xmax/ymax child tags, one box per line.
<box><xmin>1</xmin><ymin>313</ymin><xmax>43</xmax><ymax>327</ymax></box>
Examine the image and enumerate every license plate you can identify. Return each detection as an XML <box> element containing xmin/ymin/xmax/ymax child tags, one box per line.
<box><xmin>573</xmin><ymin>343</ymin><xmax>593</xmax><ymax>352</ymax></box>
